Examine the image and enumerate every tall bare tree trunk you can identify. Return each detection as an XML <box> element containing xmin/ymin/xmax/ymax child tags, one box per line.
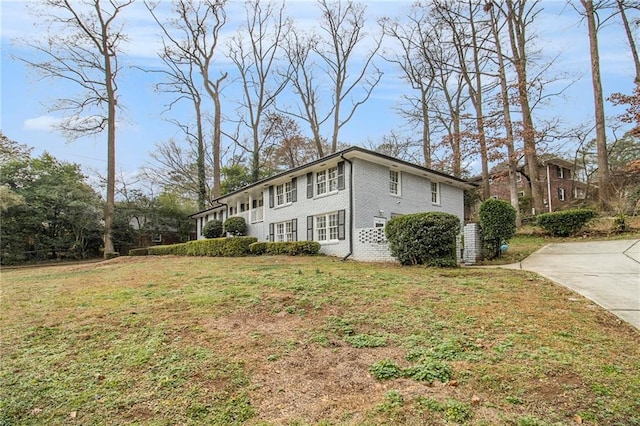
<box><xmin>617</xmin><ymin>0</ymin><xmax>640</xmax><ymax>84</ymax></box>
<box><xmin>211</xmin><ymin>86</ymin><xmax>223</xmax><ymax>198</ymax></box>
<box><xmin>488</xmin><ymin>1</ymin><xmax>521</xmax><ymax>226</ymax></box>
<box><xmin>195</xmin><ymin>96</ymin><xmax>207</xmax><ymax>210</ymax></box>
<box><xmin>505</xmin><ymin>0</ymin><xmax>544</xmax><ymax>214</ymax></box>
<box><xmin>582</xmin><ymin>0</ymin><xmax>611</xmax><ymax>210</ymax></box>
<box><xmin>104</xmin><ymin>53</ymin><xmax>116</xmax><ymax>255</ymax></box>
<box><xmin>421</xmin><ymin>89</ymin><xmax>432</xmax><ymax>168</ymax></box>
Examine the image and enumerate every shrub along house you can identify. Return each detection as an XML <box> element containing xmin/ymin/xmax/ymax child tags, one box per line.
<box><xmin>190</xmin><ymin>146</ymin><xmax>474</xmax><ymax>262</ymax></box>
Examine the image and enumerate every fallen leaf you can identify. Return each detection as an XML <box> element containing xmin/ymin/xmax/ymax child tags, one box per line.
<box><xmin>574</xmin><ymin>415</ymin><xmax>583</xmax><ymax>424</ymax></box>
<box><xmin>471</xmin><ymin>395</ymin><xmax>481</xmax><ymax>405</ymax></box>
<box><xmin>449</xmin><ymin>380</ymin><xmax>459</xmax><ymax>387</ymax></box>
<box><xmin>69</xmin><ymin>411</ymin><xmax>77</xmax><ymax>419</ymax></box>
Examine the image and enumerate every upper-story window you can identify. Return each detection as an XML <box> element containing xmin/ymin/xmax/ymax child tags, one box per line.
<box><xmin>431</xmin><ymin>181</ymin><xmax>440</xmax><ymax>205</ymax></box>
<box><xmin>316</xmin><ymin>166</ymin><xmax>338</xmax><ymax>195</ymax></box>
<box><xmin>269</xmin><ymin>178</ymin><xmax>297</xmax><ymax>209</ymax></box>
<box><xmin>557</xmin><ymin>166</ymin><xmax>570</xmax><ymax>179</ymax></box>
<box><xmin>389</xmin><ymin>170</ymin><xmax>401</xmax><ymax>196</ymax></box>
<box><xmin>276</xmin><ymin>181</ymin><xmax>293</xmax><ymax>206</ymax></box>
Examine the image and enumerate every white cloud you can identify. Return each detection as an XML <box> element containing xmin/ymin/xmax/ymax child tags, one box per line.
<box><xmin>23</xmin><ymin>115</ymin><xmax>61</xmax><ymax>131</ymax></box>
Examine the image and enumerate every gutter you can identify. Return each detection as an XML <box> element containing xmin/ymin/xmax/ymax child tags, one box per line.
<box><xmin>546</xmin><ymin>164</ymin><xmax>552</xmax><ymax>213</ymax></box>
<box><xmin>340</xmin><ymin>154</ymin><xmax>354</xmax><ymax>261</ymax></box>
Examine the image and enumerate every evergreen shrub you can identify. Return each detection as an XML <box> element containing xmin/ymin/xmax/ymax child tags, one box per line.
<box><xmin>144</xmin><ymin>237</ymin><xmax>257</xmax><ymax>257</ymax></box>
<box><xmin>202</xmin><ymin>219</ymin><xmax>224</xmax><ymax>238</ymax></box>
<box><xmin>128</xmin><ymin>248</ymin><xmax>149</xmax><ymax>256</ymax></box>
<box><xmin>249</xmin><ymin>241</ymin><xmax>321</xmax><ymax>256</ymax></box>
<box><xmin>224</xmin><ymin>217</ymin><xmax>247</xmax><ymax>236</ymax></box>
<box><xmin>385</xmin><ymin>212</ymin><xmax>460</xmax><ymax>266</ymax></box>
<box><xmin>478</xmin><ymin>198</ymin><xmax>517</xmax><ymax>259</ymax></box>
<box><xmin>536</xmin><ymin>208</ymin><xmax>597</xmax><ymax>237</ymax></box>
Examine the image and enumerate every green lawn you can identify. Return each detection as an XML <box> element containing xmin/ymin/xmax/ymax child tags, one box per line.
<box><xmin>1</xmin><ymin>255</ymin><xmax>639</xmax><ymax>425</ymax></box>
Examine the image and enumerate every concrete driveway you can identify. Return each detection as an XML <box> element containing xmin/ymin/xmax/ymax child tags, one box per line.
<box><xmin>511</xmin><ymin>239</ymin><xmax>640</xmax><ymax>330</ymax></box>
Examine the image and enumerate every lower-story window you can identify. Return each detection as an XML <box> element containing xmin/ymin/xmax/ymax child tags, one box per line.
<box><xmin>270</xmin><ymin>219</ymin><xmax>297</xmax><ymax>242</ymax></box>
<box><xmin>315</xmin><ymin>212</ymin><xmax>339</xmax><ymax>242</ymax></box>
<box><xmin>276</xmin><ymin>220</ymin><xmax>294</xmax><ymax>242</ymax></box>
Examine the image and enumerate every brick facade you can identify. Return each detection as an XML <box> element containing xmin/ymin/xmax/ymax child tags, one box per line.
<box><xmin>191</xmin><ymin>147</ymin><xmax>474</xmax><ymax>262</ymax></box>
<box><xmin>482</xmin><ymin>158</ymin><xmax>587</xmax><ymax>214</ymax></box>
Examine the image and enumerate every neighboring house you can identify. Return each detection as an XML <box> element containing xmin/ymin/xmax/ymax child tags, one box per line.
<box><xmin>473</xmin><ymin>157</ymin><xmax>588</xmax><ymax>214</ymax></box>
<box><xmin>190</xmin><ymin>146</ymin><xmax>474</xmax><ymax>262</ymax></box>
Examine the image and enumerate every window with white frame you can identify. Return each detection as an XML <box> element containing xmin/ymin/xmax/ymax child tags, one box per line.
<box><xmin>276</xmin><ymin>220</ymin><xmax>294</xmax><ymax>242</ymax></box>
<box><xmin>276</xmin><ymin>181</ymin><xmax>293</xmax><ymax>206</ymax></box>
<box><xmin>315</xmin><ymin>212</ymin><xmax>339</xmax><ymax>242</ymax></box>
<box><xmin>431</xmin><ymin>181</ymin><xmax>440</xmax><ymax>204</ymax></box>
<box><xmin>516</xmin><ymin>173</ymin><xmax>522</xmax><ymax>182</ymax></box>
<box><xmin>557</xmin><ymin>166</ymin><xmax>564</xmax><ymax>179</ymax></box>
<box><xmin>389</xmin><ymin>170</ymin><xmax>400</xmax><ymax>195</ymax></box>
<box><xmin>558</xmin><ymin>187</ymin><xmax>566</xmax><ymax>201</ymax></box>
<box><xmin>316</xmin><ymin>166</ymin><xmax>338</xmax><ymax>196</ymax></box>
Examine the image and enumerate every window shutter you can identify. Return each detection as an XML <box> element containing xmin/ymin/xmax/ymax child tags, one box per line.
<box><xmin>307</xmin><ymin>216</ymin><xmax>314</xmax><ymax>241</ymax></box>
<box><xmin>306</xmin><ymin>172</ymin><xmax>313</xmax><ymax>198</ymax></box>
<box><xmin>269</xmin><ymin>185</ymin><xmax>274</xmax><ymax>208</ymax></box>
<box><xmin>337</xmin><ymin>161</ymin><xmax>345</xmax><ymax>190</ymax></box>
<box><xmin>291</xmin><ymin>177</ymin><xmax>297</xmax><ymax>202</ymax></box>
<box><xmin>292</xmin><ymin>219</ymin><xmax>298</xmax><ymax>241</ymax></box>
<box><xmin>269</xmin><ymin>223</ymin><xmax>274</xmax><ymax>242</ymax></box>
<box><xmin>338</xmin><ymin>209</ymin><xmax>346</xmax><ymax>240</ymax></box>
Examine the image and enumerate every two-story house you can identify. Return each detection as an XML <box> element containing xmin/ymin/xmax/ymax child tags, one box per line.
<box><xmin>475</xmin><ymin>156</ymin><xmax>588</xmax><ymax>214</ymax></box>
<box><xmin>190</xmin><ymin>146</ymin><xmax>474</xmax><ymax>262</ymax></box>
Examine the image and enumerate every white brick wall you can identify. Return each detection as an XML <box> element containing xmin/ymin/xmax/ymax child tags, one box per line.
<box><xmin>353</xmin><ymin>227</ymin><xmax>396</xmax><ymax>262</ymax></box>
<box><xmin>193</xmin><ymin>152</ymin><xmax>469</xmax><ymax>263</ymax></box>
<box><xmin>351</xmin><ymin>158</ymin><xmax>465</xmax><ymax>229</ymax></box>
<box><xmin>463</xmin><ymin>223</ymin><xmax>482</xmax><ymax>265</ymax></box>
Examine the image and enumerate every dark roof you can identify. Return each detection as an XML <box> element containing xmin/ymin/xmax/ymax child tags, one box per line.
<box><xmin>190</xmin><ymin>145</ymin><xmax>475</xmax><ymax>218</ymax></box>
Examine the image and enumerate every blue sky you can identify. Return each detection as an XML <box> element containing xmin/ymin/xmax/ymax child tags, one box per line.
<box><xmin>1</xmin><ymin>0</ymin><xmax>637</xmax><ymax>181</ymax></box>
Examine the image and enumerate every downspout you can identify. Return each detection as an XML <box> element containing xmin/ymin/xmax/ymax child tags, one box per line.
<box><xmin>340</xmin><ymin>154</ymin><xmax>354</xmax><ymax>261</ymax></box>
<box><xmin>546</xmin><ymin>164</ymin><xmax>552</xmax><ymax>213</ymax></box>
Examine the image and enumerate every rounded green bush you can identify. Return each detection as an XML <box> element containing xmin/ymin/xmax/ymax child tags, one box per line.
<box><xmin>202</xmin><ymin>219</ymin><xmax>223</xmax><ymax>238</ymax></box>
<box><xmin>385</xmin><ymin>212</ymin><xmax>460</xmax><ymax>266</ymax></box>
<box><xmin>536</xmin><ymin>208</ymin><xmax>597</xmax><ymax>237</ymax></box>
<box><xmin>479</xmin><ymin>198</ymin><xmax>517</xmax><ymax>259</ymax></box>
<box><xmin>224</xmin><ymin>216</ymin><xmax>247</xmax><ymax>236</ymax></box>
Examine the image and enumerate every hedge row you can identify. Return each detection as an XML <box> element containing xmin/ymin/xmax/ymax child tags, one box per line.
<box><xmin>536</xmin><ymin>209</ymin><xmax>597</xmax><ymax>237</ymax></box>
<box><xmin>129</xmin><ymin>237</ymin><xmax>321</xmax><ymax>258</ymax></box>
<box><xmin>131</xmin><ymin>237</ymin><xmax>258</xmax><ymax>257</ymax></box>
<box><xmin>249</xmin><ymin>241</ymin><xmax>321</xmax><ymax>256</ymax></box>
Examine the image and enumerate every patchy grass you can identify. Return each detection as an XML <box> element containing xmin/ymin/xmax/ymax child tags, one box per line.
<box><xmin>1</xmin><ymin>255</ymin><xmax>639</xmax><ymax>425</ymax></box>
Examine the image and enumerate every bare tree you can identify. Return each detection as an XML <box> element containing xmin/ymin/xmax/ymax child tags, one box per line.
<box><xmin>487</xmin><ymin>1</ymin><xmax>521</xmax><ymax>225</ymax></box>
<box><xmin>138</xmin><ymin>20</ymin><xmax>209</xmax><ymax>210</ymax></box>
<box><xmin>285</xmin><ymin>0</ymin><xmax>383</xmax><ymax>156</ymax></box>
<box><xmin>146</xmin><ymin>0</ymin><xmax>228</xmax><ymax>199</ymax></box>
<box><xmin>435</xmin><ymin>0</ymin><xmax>498</xmax><ymax>198</ymax></box>
<box><xmin>381</xmin><ymin>5</ymin><xmax>437</xmax><ymax>167</ymax></box>
<box><xmin>15</xmin><ymin>0</ymin><xmax>133</xmax><ymax>257</ymax></box>
<box><xmin>576</xmin><ymin>0</ymin><xmax>612</xmax><ymax>209</ymax></box>
<box><xmin>262</xmin><ymin>112</ymin><xmax>322</xmax><ymax>170</ymax></box>
<box><xmin>228</xmin><ymin>0</ymin><xmax>291</xmax><ymax>182</ymax></box>
<box><xmin>617</xmin><ymin>0</ymin><xmax>640</xmax><ymax>84</ymax></box>
<box><xmin>142</xmin><ymin>138</ymin><xmax>212</xmax><ymax>201</ymax></box>
<box><xmin>499</xmin><ymin>0</ymin><xmax>545</xmax><ymax>214</ymax></box>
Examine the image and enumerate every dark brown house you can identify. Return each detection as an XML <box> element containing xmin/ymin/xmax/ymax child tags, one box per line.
<box><xmin>473</xmin><ymin>157</ymin><xmax>588</xmax><ymax>215</ymax></box>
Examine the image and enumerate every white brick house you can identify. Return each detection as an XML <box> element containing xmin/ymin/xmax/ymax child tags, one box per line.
<box><xmin>190</xmin><ymin>146</ymin><xmax>474</xmax><ymax>262</ymax></box>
